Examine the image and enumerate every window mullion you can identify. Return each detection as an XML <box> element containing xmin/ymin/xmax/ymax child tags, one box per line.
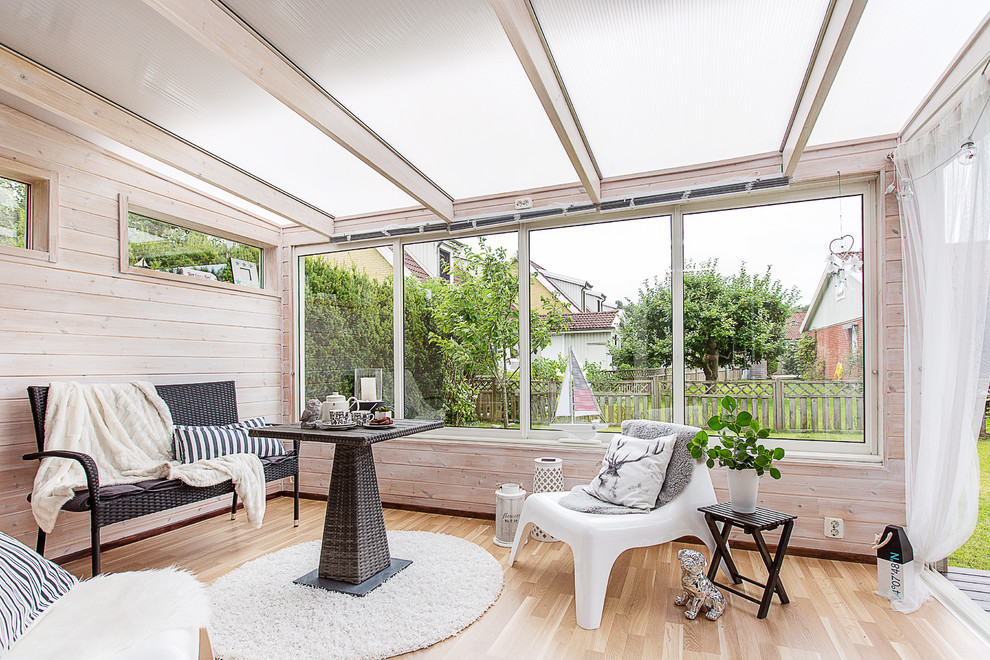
<box><xmin>393</xmin><ymin>239</ymin><xmax>405</xmax><ymax>418</ymax></box>
<box><xmin>672</xmin><ymin>206</ymin><xmax>685</xmax><ymax>425</ymax></box>
<box><xmin>519</xmin><ymin>228</ymin><xmax>531</xmax><ymax>438</ymax></box>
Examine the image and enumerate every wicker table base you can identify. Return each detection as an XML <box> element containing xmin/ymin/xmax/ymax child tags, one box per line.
<box><xmin>306</xmin><ymin>443</ymin><xmax>408</xmax><ymax>593</ymax></box>
<box><xmin>252</xmin><ymin>420</ymin><xmax>443</xmax><ymax>595</ymax></box>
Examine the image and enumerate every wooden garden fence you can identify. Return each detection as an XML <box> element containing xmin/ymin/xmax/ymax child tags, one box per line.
<box><xmin>474</xmin><ymin>376</ymin><xmax>866</xmax><ymax>433</ymax></box>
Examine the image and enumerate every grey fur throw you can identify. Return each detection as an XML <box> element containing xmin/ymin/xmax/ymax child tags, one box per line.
<box><xmin>559</xmin><ymin>420</ymin><xmax>702</xmax><ymax>514</ymax></box>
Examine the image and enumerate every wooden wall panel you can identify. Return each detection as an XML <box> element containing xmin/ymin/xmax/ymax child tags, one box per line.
<box><xmin>291</xmin><ymin>141</ymin><xmax>907</xmax><ymax>561</ymax></box>
<box><xmin>0</xmin><ymin>101</ymin><xmax>286</xmax><ymax>559</ymax></box>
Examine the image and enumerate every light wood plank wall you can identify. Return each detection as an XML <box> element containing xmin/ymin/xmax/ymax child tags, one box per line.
<box><xmin>286</xmin><ymin>139</ymin><xmax>904</xmax><ymax>560</ymax></box>
<box><xmin>0</xmin><ymin>101</ymin><xmax>287</xmax><ymax>559</ymax></box>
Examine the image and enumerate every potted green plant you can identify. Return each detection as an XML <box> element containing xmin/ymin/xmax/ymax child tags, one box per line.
<box><xmin>688</xmin><ymin>395</ymin><xmax>784</xmax><ymax>513</ymax></box>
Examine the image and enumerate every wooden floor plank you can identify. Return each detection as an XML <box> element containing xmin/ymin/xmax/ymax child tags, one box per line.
<box><xmin>58</xmin><ymin>497</ymin><xmax>989</xmax><ymax>659</ymax></box>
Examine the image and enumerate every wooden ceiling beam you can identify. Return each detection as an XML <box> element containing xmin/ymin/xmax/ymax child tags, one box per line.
<box><xmin>780</xmin><ymin>0</ymin><xmax>868</xmax><ymax>178</ymax></box>
<box><xmin>140</xmin><ymin>0</ymin><xmax>454</xmax><ymax>222</ymax></box>
<box><xmin>489</xmin><ymin>0</ymin><xmax>602</xmax><ymax>204</ymax></box>
<box><xmin>0</xmin><ymin>45</ymin><xmax>335</xmax><ymax>236</ymax></box>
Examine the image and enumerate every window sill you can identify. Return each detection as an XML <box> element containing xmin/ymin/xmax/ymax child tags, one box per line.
<box><xmin>122</xmin><ymin>264</ymin><xmax>280</xmax><ymax>298</ymax></box>
<box><xmin>393</xmin><ymin>426</ymin><xmax>884</xmax><ymax>465</ymax></box>
<box><xmin>0</xmin><ymin>243</ymin><xmax>55</xmax><ymax>263</ymax></box>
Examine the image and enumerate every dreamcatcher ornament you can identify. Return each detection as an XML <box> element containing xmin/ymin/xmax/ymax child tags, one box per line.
<box><xmin>826</xmin><ymin>172</ymin><xmax>863</xmax><ymax>302</ymax></box>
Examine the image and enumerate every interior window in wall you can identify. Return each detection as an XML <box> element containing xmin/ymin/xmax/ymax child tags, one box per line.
<box><xmin>531</xmin><ymin>217</ymin><xmax>672</xmax><ymax>434</ymax></box>
<box><xmin>127</xmin><ymin>212</ymin><xmax>262</xmax><ymax>286</ymax></box>
<box><xmin>0</xmin><ymin>160</ymin><xmax>55</xmax><ymax>259</ymax></box>
<box><xmin>301</xmin><ymin>248</ymin><xmax>394</xmax><ymax>408</ymax></box>
<box><xmin>0</xmin><ymin>175</ymin><xmax>29</xmax><ymax>249</ymax></box>
<box><xmin>402</xmin><ymin>233</ymin><xmax>520</xmax><ymax>429</ymax></box>
<box><xmin>682</xmin><ymin>196</ymin><xmax>866</xmax><ymax>444</ymax></box>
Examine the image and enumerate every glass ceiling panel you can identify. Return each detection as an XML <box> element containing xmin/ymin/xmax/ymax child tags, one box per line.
<box><xmin>810</xmin><ymin>0</ymin><xmax>990</xmax><ymax>146</ymax></box>
<box><xmin>224</xmin><ymin>0</ymin><xmax>577</xmax><ymax>199</ymax></box>
<box><xmin>531</xmin><ymin>0</ymin><xmax>830</xmax><ymax>177</ymax></box>
<box><xmin>0</xmin><ymin>0</ymin><xmax>416</xmax><ymax>217</ymax></box>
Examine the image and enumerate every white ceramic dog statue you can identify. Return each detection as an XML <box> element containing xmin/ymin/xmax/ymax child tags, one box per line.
<box><xmin>673</xmin><ymin>548</ymin><xmax>726</xmax><ymax>620</ymax></box>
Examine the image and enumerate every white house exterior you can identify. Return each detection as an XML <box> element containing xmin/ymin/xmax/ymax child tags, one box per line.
<box><xmin>541</xmin><ymin>310</ymin><xmax>619</xmax><ymax>367</ymax></box>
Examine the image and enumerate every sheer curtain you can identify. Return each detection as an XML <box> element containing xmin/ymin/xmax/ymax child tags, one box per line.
<box><xmin>892</xmin><ymin>77</ymin><xmax>990</xmax><ymax>613</ymax></box>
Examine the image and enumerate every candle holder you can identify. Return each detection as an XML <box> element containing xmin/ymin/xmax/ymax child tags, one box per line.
<box><xmin>354</xmin><ymin>368</ymin><xmax>384</xmax><ymax>408</ymax></box>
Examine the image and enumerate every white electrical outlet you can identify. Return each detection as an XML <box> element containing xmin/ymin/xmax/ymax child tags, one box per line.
<box><xmin>514</xmin><ymin>197</ymin><xmax>533</xmax><ymax>210</ymax></box>
<box><xmin>825</xmin><ymin>517</ymin><xmax>844</xmax><ymax>538</ymax></box>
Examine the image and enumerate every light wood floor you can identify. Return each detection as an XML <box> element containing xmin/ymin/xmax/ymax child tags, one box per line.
<box><xmin>62</xmin><ymin>497</ymin><xmax>987</xmax><ymax>659</ymax></box>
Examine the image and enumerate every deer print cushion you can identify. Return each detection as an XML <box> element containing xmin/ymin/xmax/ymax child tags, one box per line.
<box><xmin>585</xmin><ymin>433</ymin><xmax>678</xmax><ymax>509</ymax></box>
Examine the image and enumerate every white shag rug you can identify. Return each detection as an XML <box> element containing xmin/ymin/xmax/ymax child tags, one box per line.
<box><xmin>207</xmin><ymin>530</ymin><xmax>503</xmax><ymax>660</ymax></box>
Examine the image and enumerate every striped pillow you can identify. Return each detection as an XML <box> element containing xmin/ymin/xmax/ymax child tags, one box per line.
<box><xmin>173</xmin><ymin>418</ymin><xmax>285</xmax><ymax>463</ymax></box>
<box><xmin>0</xmin><ymin>532</ymin><xmax>77</xmax><ymax>653</ymax></box>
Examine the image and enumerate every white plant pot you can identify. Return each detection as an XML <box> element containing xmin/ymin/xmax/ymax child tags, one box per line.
<box><xmin>727</xmin><ymin>469</ymin><xmax>760</xmax><ymax>514</ymax></box>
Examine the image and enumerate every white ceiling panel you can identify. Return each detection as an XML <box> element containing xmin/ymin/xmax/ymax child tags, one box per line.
<box><xmin>224</xmin><ymin>0</ymin><xmax>578</xmax><ymax>199</ymax></box>
<box><xmin>0</xmin><ymin>0</ymin><xmax>417</xmax><ymax>216</ymax></box>
<box><xmin>531</xmin><ymin>0</ymin><xmax>830</xmax><ymax>177</ymax></box>
<box><xmin>810</xmin><ymin>0</ymin><xmax>990</xmax><ymax>146</ymax></box>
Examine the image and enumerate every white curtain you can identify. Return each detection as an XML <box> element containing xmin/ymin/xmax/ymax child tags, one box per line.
<box><xmin>892</xmin><ymin>77</ymin><xmax>990</xmax><ymax>613</ymax></box>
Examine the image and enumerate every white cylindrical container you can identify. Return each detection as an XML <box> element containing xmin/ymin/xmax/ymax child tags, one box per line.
<box><xmin>531</xmin><ymin>457</ymin><xmax>563</xmax><ymax>542</ymax></box>
<box><xmin>493</xmin><ymin>483</ymin><xmax>526</xmax><ymax>547</ymax></box>
<box><xmin>727</xmin><ymin>469</ymin><xmax>760</xmax><ymax>514</ymax></box>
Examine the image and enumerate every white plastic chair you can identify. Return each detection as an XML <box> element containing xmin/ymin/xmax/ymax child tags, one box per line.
<box><xmin>508</xmin><ymin>451</ymin><xmax>721</xmax><ymax>629</ymax></box>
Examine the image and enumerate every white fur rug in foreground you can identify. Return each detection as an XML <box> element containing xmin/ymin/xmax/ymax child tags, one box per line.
<box><xmin>207</xmin><ymin>530</ymin><xmax>503</xmax><ymax>660</ymax></box>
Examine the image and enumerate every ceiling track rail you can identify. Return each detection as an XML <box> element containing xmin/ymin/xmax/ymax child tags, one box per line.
<box><xmin>599</xmin><ymin>176</ymin><xmax>791</xmax><ymax>211</ymax></box>
<box><xmin>329</xmin><ymin>202</ymin><xmax>597</xmax><ymax>243</ymax></box>
<box><xmin>327</xmin><ymin>175</ymin><xmax>790</xmax><ymax>244</ymax></box>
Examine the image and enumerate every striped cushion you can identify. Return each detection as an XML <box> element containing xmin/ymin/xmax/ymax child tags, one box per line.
<box><xmin>0</xmin><ymin>532</ymin><xmax>77</xmax><ymax>653</ymax></box>
<box><xmin>173</xmin><ymin>418</ymin><xmax>285</xmax><ymax>463</ymax></box>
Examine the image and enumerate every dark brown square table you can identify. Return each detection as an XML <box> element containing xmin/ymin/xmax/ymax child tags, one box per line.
<box><xmin>252</xmin><ymin>419</ymin><xmax>443</xmax><ymax>595</ymax></box>
<box><xmin>698</xmin><ymin>502</ymin><xmax>796</xmax><ymax>619</ymax></box>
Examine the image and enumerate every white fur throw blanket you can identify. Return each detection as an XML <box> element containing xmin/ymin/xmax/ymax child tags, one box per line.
<box><xmin>32</xmin><ymin>381</ymin><xmax>266</xmax><ymax>533</ymax></box>
<box><xmin>7</xmin><ymin>568</ymin><xmax>210</xmax><ymax>660</ymax></box>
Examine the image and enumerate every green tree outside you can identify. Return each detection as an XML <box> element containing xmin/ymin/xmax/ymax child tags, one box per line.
<box><xmin>427</xmin><ymin>240</ymin><xmax>566</xmax><ymax>428</ymax></box>
<box><xmin>611</xmin><ymin>261</ymin><xmax>798</xmax><ymax>382</ymax></box>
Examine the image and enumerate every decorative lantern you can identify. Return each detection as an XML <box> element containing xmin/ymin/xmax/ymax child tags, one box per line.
<box><xmin>874</xmin><ymin>524</ymin><xmax>916</xmax><ymax>606</ymax></box>
<box><xmin>531</xmin><ymin>457</ymin><xmax>563</xmax><ymax>542</ymax></box>
<box><xmin>493</xmin><ymin>483</ymin><xmax>526</xmax><ymax>547</ymax></box>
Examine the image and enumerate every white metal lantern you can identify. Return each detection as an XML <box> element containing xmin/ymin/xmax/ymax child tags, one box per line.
<box><xmin>493</xmin><ymin>483</ymin><xmax>526</xmax><ymax>547</ymax></box>
<box><xmin>531</xmin><ymin>457</ymin><xmax>563</xmax><ymax>542</ymax></box>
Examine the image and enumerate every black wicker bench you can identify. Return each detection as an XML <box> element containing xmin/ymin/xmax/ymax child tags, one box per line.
<box><xmin>23</xmin><ymin>380</ymin><xmax>300</xmax><ymax>575</ymax></box>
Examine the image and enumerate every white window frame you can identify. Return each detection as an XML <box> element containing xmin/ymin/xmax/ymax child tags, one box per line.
<box><xmin>294</xmin><ymin>178</ymin><xmax>882</xmax><ymax>461</ymax></box>
<box><xmin>119</xmin><ymin>192</ymin><xmax>277</xmax><ymax>296</ymax></box>
<box><xmin>0</xmin><ymin>157</ymin><xmax>58</xmax><ymax>262</ymax></box>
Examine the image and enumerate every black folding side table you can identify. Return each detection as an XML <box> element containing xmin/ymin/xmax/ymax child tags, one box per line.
<box><xmin>698</xmin><ymin>502</ymin><xmax>797</xmax><ymax>619</ymax></box>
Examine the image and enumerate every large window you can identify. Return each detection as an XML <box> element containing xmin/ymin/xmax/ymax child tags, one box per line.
<box><xmin>683</xmin><ymin>195</ymin><xmax>867</xmax><ymax>446</ymax></box>
<box><xmin>296</xmin><ymin>184</ymin><xmax>877</xmax><ymax>455</ymax></box>
<box><xmin>530</xmin><ymin>216</ymin><xmax>672</xmax><ymax>432</ymax></box>
<box><xmin>403</xmin><ymin>233</ymin><xmax>521</xmax><ymax>429</ymax></box>
<box><xmin>300</xmin><ymin>248</ymin><xmax>394</xmax><ymax>406</ymax></box>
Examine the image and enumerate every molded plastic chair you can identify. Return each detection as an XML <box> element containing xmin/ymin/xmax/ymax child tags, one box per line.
<box><xmin>508</xmin><ymin>428</ymin><xmax>722</xmax><ymax>629</ymax></box>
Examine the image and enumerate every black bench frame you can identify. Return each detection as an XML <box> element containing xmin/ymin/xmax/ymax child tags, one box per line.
<box><xmin>24</xmin><ymin>380</ymin><xmax>300</xmax><ymax>575</ymax></box>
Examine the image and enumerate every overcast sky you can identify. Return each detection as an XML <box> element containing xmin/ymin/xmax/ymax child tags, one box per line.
<box><xmin>472</xmin><ymin>195</ymin><xmax>864</xmax><ymax>307</ymax></box>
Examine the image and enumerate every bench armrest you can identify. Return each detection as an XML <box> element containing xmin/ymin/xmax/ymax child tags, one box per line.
<box><xmin>23</xmin><ymin>450</ymin><xmax>101</xmax><ymax>502</ymax></box>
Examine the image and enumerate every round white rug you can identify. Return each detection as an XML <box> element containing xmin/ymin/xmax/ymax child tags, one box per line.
<box><xmin>207</xmin><ymin>530</ymin><xmax>503</xmax><ymax>660</ymax></box>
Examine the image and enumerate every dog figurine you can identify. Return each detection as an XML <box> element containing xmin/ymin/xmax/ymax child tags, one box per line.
<box><xmin>673</xmin><ymin>548</ymin><xmax>725</xmax><ymax>620</ymax></box>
